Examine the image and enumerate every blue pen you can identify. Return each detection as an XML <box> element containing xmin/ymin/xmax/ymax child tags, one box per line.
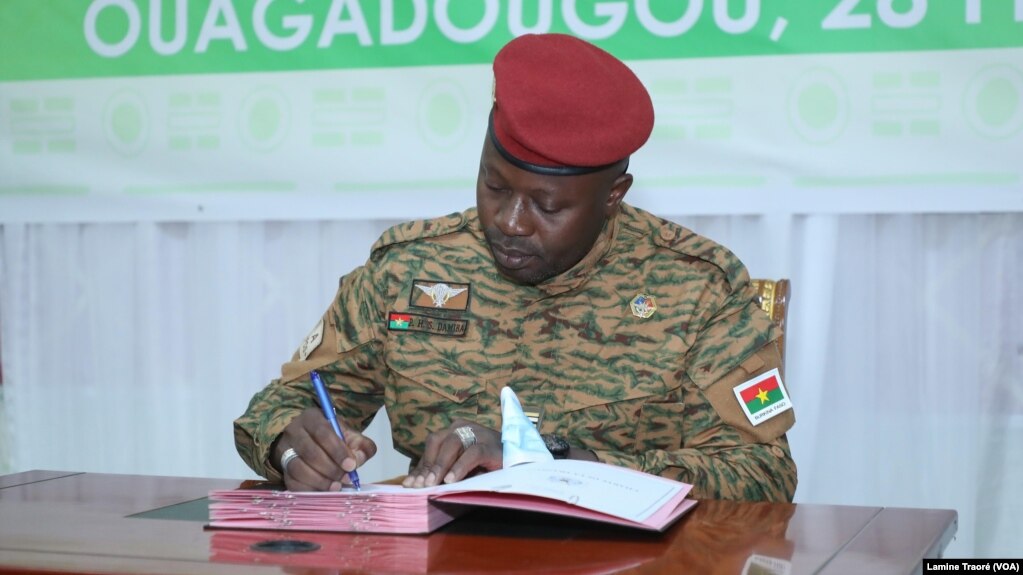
<box><xmin>309</xmin><ymin>370</ymin><xmax>362</xmax><ymax>491</ymax></box>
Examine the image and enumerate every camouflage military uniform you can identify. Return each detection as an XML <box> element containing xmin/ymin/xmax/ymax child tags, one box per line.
<box><xmin>235</xmin><ymin>203</ymin><xmax>797</xmax><ymax>502</ymax></box>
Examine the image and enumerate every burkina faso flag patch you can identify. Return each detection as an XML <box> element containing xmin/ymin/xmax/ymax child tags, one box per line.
<box><xmin>733</xmin><ymin>368</ymin><xmax>792</xmax><ymax>426</ymax></box>
<box><xmin>388</xmin><ymin>312</ymin><xmax>412</xmax><ymax>330</ymax></box>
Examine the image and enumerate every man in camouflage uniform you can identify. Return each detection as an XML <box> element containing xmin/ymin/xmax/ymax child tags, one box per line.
<box><xmin>235</xmin><ymin>34</ymin><xmax>796</xmax><ymax>502</ymax></box>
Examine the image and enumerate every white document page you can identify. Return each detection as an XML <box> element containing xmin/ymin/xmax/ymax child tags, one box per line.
<box><xmin>432</xmin><ymin>459</ymin><xmax>685</xmax><ymax>523</ymax></box>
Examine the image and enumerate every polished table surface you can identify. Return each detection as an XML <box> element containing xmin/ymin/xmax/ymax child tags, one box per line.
<box><xmin>0</xmin><ymin>470</ymin><xmax>956</xmax><ymax>575</ymax></box>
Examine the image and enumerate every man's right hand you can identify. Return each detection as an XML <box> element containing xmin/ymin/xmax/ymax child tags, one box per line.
<box><xmin>271</xmin><ymin>407</ymin><xmax>377</xmax><ymax>491</ymax></box>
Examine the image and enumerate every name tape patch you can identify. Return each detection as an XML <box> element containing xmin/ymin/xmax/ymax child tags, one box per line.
<box><xmin>387</xmin><ymin>311</ymin><xmax>468</xmax><ymax>337</ymax></box>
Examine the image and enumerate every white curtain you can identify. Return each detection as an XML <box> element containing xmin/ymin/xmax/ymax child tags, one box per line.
<box><xmin>1</xmin><ymin>212</ymin><xmax>1020</xmax><ymax>557</ymax></box>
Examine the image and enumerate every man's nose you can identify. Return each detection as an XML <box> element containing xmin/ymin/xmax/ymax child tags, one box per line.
<box><xmin>495</xmin><ymin>195</ymin><xmax>532</xmax><ymax>237</ymax></box>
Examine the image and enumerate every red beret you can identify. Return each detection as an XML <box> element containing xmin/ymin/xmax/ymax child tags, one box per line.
<box><xmin>490</xmin><ymin>33</ymin><xmax>654</xmax><ymax>175</ymax></box>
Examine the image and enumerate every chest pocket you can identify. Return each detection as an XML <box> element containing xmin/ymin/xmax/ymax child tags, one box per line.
<box><xmin>383</xmin><ymin>316</ymin><xmax>499</xmax><ymax>458</ymax></box>
<box><xmin>385</xmin><ymin>323</ymin><xmax>485</xmax><ymax>401</ymax></box>
<box><xmin>546</xmin><ymin>350</ymin><xmax>687</xmax><ymax>454</ymax></box>
<box><xmin>531</xmin><ymin>304</ymin><xmax>691</xmax><ymax>453</ymax></box>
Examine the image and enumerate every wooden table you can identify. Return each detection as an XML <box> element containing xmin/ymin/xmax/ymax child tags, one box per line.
<box><xmin>0</xmin><ymin>470</ymin><xmax>956</xmax><ymax>574</ymax></box>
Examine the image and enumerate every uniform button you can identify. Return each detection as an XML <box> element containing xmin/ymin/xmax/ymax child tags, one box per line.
<box><xmin>447</xmin><ymin>214</ymin><xmax>463</xmax><ymax>226</ymax></box>
<box><xmin>659</xmin><ymin>227</ymin><xmax>676</xmax><ymax>242</ymax></box>
<box><xmin>770</xmin><ymin>446</ymin><xmax>786</xmax><ymax>458</ymax></box>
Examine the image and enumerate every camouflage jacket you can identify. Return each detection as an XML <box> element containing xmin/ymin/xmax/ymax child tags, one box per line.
<box><xmin>234</xmin><ymin>203</ymin><xmax>797</xmax><ymax>502</ymax></box>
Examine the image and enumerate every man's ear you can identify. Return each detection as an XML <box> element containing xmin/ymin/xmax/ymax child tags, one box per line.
<box><xmin>605</xmin><ymin>172</ymin><xmax>633</xmax><ymax>216</ymax></box>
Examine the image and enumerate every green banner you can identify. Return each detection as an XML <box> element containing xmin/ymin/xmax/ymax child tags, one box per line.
<box><xmin>2</xmin><ymin>0</ymin><xmax>1022</xmax><ymax>81</ymax></box>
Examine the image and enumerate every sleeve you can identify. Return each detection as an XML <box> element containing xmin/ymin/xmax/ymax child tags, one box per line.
<box><xmin>233</xmin><ymin>265</ymin><xmax>389</xmax><ymax>482</ymax></box>
<box><xmin>591</xmin><ymin>282</ymin><xmax>798</xmax><ymax>503</ymax></box>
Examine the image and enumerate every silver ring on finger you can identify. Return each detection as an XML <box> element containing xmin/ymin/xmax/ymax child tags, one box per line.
<box><xmin>280</xmin><ymin>447</ymin><xmax>299</xmax><ymax>475</ymax></box>
<box><xmin>454</xmin><ymin>426</ymin><xmax>477</xmax><ymax>450</ymax></box>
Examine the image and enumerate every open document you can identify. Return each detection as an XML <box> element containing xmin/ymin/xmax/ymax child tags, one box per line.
<box><xmin>209</xmin><ymin>460</ymin><xmax>697</xmax><ymax>534</ymax></box>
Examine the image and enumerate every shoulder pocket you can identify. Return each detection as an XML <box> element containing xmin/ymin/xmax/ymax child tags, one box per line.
<box><xmin>698</xmin><ymin>342</ymin><xmax>794</xmax><ymax>443</ymax></box>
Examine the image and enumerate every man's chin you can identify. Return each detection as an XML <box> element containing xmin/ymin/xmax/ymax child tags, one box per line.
<box><xmin>494</xmin><ymin>262</ymin><xmax>548</xmax><ymax>286</ymax></box>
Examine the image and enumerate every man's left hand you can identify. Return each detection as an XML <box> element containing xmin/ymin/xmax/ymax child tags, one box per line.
<box><xmin>402</xmin><ymin>419</ymin><xmax>502</xmax><ymax>488</ymax></box>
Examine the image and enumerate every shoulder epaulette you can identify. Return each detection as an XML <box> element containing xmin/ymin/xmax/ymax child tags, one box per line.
<box><xmin>370</xmin><ymin>211</ymin><xmax>467</xmax><ymax>256</ymax></box>
<box><xmin>652</xmin><ymin>223</ymin><xmax>748</xmax><ymax>290</ymax></box>
<box><xmin>618</xmin><ymin>204</ymin><xmax>747</xmax><ymax>291</ymax></box>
